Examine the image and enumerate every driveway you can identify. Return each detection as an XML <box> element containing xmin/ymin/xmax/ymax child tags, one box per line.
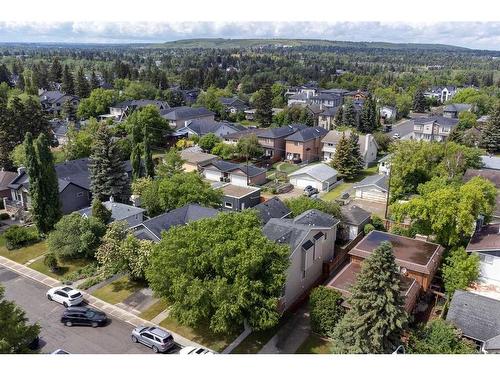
<box><xmin>262</xmin><ymin>187</ymin><xmax>303</xmax><ymax>201</ymax></box>
<box><xmin>0</xmin><ymin>266</ymin><xmax>169</xmax><ymax>354</ymax></box>
<box><xmin>388</xmin><ymin>119</ymin><xmax>415</xmax><ymax>140</ymax></box>
<box><xmin>346</xmin><ymin>199</ymin><xmax>387</xmax><ymax>218</ymax></box>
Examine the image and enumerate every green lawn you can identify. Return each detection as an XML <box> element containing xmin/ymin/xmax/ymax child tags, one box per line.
<box><xmin>296</xmin><ymin>334</ymin><xmax>332</xmax><ymax>354</ymax></box>
<box><xmin>159</xmin><ymin>316</ymin><xmax>239</xmax><ymax>353</ymax></box>
<box><xmin>0</xmin><ymin>240</ymin><xmax>47</xmax><ymax>264</ymax></box>
<box><xmin>139</xmin><ymin>299</ymin><xmax>170</xmax><ymax>321</ymax></box>
<box><xmin>29</xmin><ymin>257</ymin><xmax>92</xmax><ymax>280</ymax></box>
<box><xmin>321</xmin><ymin>165</ymin><xmax>379</xmax><ymax>202</ymax></box>
<box><xmin>92</xmin><ymin>276</ymin><xmax>145</xmax><ymax>305</ymax></box>
<box><xmin>275</xmin><ymin>162</ymin><xmax>300</xmax><ymax>175</ymax></box>
<box><xmin>239</xmin><ymin>120</ymin><xmax>260</xmax><ymax>127</ymax></box>
<box><xmin>231</xmin><ymin>326</ymin><xmax>281</xmax><ymax>354</ymax></box>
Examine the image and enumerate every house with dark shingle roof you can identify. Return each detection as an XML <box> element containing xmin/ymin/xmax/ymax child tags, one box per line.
<box><xmin>79</xmin><ymin>198</ymin><xmax>145</xmax><ymax>228</ymax></box>
<box><xmin>253</xmin><ymin>197</ymin><xmax>292</xmax><ymax>225</ymax></box>
<box><xmin>318</xmin><ymin>106</ymin><xmax>340</xmax><ymax>130</ymax></box>
<box><xmin>0</xmin><ymin>170</ymin><xmax>17</xmax><ymax>200</ymax></box>
<box><xmin>103</xmin><ymin>99</ymin><xmax>170</xmax><ymax>122</ymax></box>
<box><xmin>161</xmin><ymin>106</ymin><xmax>215</xmax><ymax>131</ymax></box>
<box><xmin>466</xmin><ymin>224</ymin><xmax>500</xmax><ymax>286</ymax></box>
<box><xmin>339</xmin><ymin>205</ymin><xmax>371</xmax><ymax>241</ymax></box>
<box><xmin>446</xmin><ymin>290</ymin><xmax>500</xmax><ymax>353</ymax></box>
<box><xmin>285</xmin><ymin>126</ymin><xmax>328</xmax><ymax>163</ymax></box>
<box><xmin>175</xmin><ymin>119</ymin><xmax>245</xmax><ymax>138</ymax></box>
<box><xmin>39</xmin><ymin>90</ymin><xmax>80</xmax><ymax>117</ymax></box>
<box><xmin>443</xmin><ymin>103</ymin><xmax>472</xmax><ymax>118</ymax></box>
<box><xmin>219</xmin><ymin>97</ymin><xmax>248</xmax><ymax>114</ymax></box>
<box><xmin>352</xmin><ymin>174</ymin><xmax>389</xmax><ymax>203</ymax></box>
<box><xmin>132</xmin><ymin>203</ymin><xmax>219</xmax><ymax>242</ymax></box>
<box><xmin>263</xmin><ymin>209</ymin><xmax>340</xmax><ymax>311</ymax></box>
<box><xmin>201</xmin><ymin>160</ymin><xmax>267</xmax><ymax>187</ymax></box>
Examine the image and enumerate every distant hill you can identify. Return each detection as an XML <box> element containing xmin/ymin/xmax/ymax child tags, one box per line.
<box><xmin>153</xmin><ymin>38</ymin><xmax>471</xmax><ymax>51</ymax></box>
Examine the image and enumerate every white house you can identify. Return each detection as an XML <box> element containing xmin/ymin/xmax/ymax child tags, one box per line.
<box><xmin>288</xmin><ymin>164</ymin><xmax>338</xmax><ymax>192</ymax></box>
<box><xmin>379</xmin><ymin>106</ymin><xmax>397</xmax><ymax>121</ymax></box>
<box><xmin>378</xmin><ymin>154</ymin><xmax>392</xmax><ymax>175</ymax></box>
<box><xmin>424</xmin><ymin>86</ymin><xmax>457</xmax><ymax>103</ymax></box>
<box><xmin>466</xmin><ymin>224</ymin><xmax>500</xmax><ymax>286</ymax></box>
<box><xmin>321</xmin><ymin>130</ymin><xmax>378</xmax><ymax>166</ymax></box>
<box><xmin>351</xmin><ymin>174</ymin><xmax>388</xmax><ymax>203</ymax></box>
<box><xmin>413</xmin><ymin>116</ymin><xmax>459</xmax><ymax>142</ymax></box>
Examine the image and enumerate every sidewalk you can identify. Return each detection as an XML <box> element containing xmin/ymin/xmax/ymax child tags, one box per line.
<box><xmin>0</xmin><ymin>255</ymin><xmax>205</xmax><ymax>350</ymax></box>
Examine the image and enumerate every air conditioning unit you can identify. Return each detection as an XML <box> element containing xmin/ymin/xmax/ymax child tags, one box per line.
<box><xmin>400</xmin><ymin>267</ymin><xmax>408</xmax><ymax>276</ymax></box>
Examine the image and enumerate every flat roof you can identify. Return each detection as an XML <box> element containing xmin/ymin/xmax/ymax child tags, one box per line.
<box><xmin>219</xmin><ymin>184</ymin><xmax>260</xmax><ymax>198</ymax></box>
<box><xmin>467</xmin><ymin>224</ymin><xmax>500</xmax><ymax>252</ymax></box>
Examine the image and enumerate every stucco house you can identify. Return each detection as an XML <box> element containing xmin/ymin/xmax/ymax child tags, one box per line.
<box><xmin>321</xmin><ymin>130</ymin><xmax>378</xmax><ymax>166</ymax></box>
<box><xmin>79</xmin><ymin>198</ymin><xmax>145</xmax><ymax>228</ymax></box>
<box><xmin>424</xmin><ymin>86</ymin><xmax>457</xmax><ymax>103</ymax></box>
<box><xmin>175</xmin><ymin>119</ymin><xmax>245</xmax><ymax>138</ymax></box>
<box><xmin>285</xmin><ymin>127</ymin><xmax>328</xmax><ymax>164</ymax></box>
<box><xmin>317</xmin><ymin>106</ymin><xmax>340</xmax><ymax>130</ymax></box>
<box><xmin>102</xmin><ymin>100</ymin><xmax>170</xmax><ymax>122</ymax></box>
<box><xmin>263</xmin><ymin>209</ymin><xmax>340</xmax><ymax>312</ymax></box>
<box><xmin>201</xmin><ymin>160</ymin><xmax>267</xmax><ymax>187</ymax></box>
<box><xmin>351</xmin><ymin>174</ymin><xmax>388</xmax><ymax>203</ymax></box>
<box><xmin>339</xmin><ymin>205</ymin><xmax>371</xmax><ymax>241</ymax></box>
<box><xmin>443</xmin><ymin>103</ymin><xmax>473</xmax><ymax>119</ymax></box>
<box><xmin>180</xmin><ymin>148</ymin><xmax>218</xmax><ymax>173</ymax></box>
<box><xmin>413</xmin><ymin>116</ymin><xmax>459</xmax><ymax>142</ymax></box>
<box><xmin>0</xmin><ymin>170</ymin><xmax>17</xmax><ymax>200</ymax></box>
<box><xmin>288</xmin><ymin>163</ymin><xmax>338</xmax><ymax>192</ymax></box>
<box><xmin>466</xmin><ymin>223</ymin><xmax>500</xmax><ymax>286</ymax></box>
<box><xmin>378</xmin><ymin>154</ymin><xmax>392</xmax><ymax>175</ymax></box>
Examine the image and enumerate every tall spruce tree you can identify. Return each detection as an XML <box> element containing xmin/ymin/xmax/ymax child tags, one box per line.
<box><xmin>89</xmin><ymin>124</ymin><xmax>130</xmax><ymax>202</ymax></box>
<box><xmin>143</xmin><ymin>133</ymin><xmax>155</xmax><ymax>179</ymax></box>
<box><xmin>75</xmin><ymin>67</ymin><xmax>90</xmax><ymax>98</ymax></box>
<box><xmin>90</xmin><ymin>69</ymin><xmax>100</xmax><ymax>90</ymax></box>
<box><xmin>130</xmin><ymin>143</ymin><xmax>142</xmax><ymax>180</ymax></box>
<box><xmin>49</xmin><ymin>57</ymin><xmax>63</xmax><ymax>83</ymax></box>
<box><xmin>334</xmin><ymin>105</ymin><xmax>343</xmax><ymax>127</ymax></box>
<box><xmin>413</xmin><ymin>89</ymin><xmax>427</xmax><ymax>113</ymax></box>
<box><xmin>330</xmin><ymin>132</ymin><xmax>363</xmax><ymax>180</ymax></box>
<box><xmin>359</xmin><ymin>98</ymin><xmax>373</xmax><ymax>133</ymax></box>
<box><xmin>480</xmin><ymin>103</ymin><xmax>500</xmax><ymax>154</ymax></box>
<box><xmin>91</xmin><ymin>197</ymin><xmax>112</xmax><ymax>224</ymax></box>
<box><xmin>61</xmin><ymin>65</ymin><xmax>74</xmax><ymax>95</ymax></box>
<box><xmin>331</xmin><ymin>241</ymin><xmax>407</xmax><ymax>353</ymax></box>
<box><xmin>342</xmin><ymin>99</ymin><xmax>357</xmax><ymax>128</ymax></box>
<box><xmin>254</xmin><ymin>84</ymin><xmax>273</xmax><ymax>127</ymax></box>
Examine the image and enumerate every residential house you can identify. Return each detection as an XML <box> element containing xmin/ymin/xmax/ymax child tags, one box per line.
<box><xmin>175</xmin><ymin>119</ymin><xmax>245</xmax><ymax>138</ymax></box>
<box><xmin>253</xmin><ymin>197</ymin><xmax>292</xmax><ymax>225</ymax></box>
<box><xmin>0</xmin><ymin>170</ymin><xmax>17</xmax><ymax>200</ymax></box>
<box><xmin>79</xmin><ymin>198</ymin><xmax>145</xmax><ymax>228</ymax></box>
<box><xmin>180</xmin><ymin>148</ymin><xmax>218</xmax><ymax>172</ymax></box>
<box><xmin>310</xmin><ymin>92</ymin><xmax>343</xmax><ymax>109</ymax></box>
<box><xmin>378</xmin><ymin>154</ymin><xmax>392</xmax><ymax>175</ymax></box>
<box><xmin>288</xmin><ymin>163</ymin><xmax>338</xmax><ymax>192</ymax></box>
<box><xmin>201</xmin><ymin>160</ymin><xmax>267</xmax><ymax>187</ymax></box>
<box><xmin>351</xmin><ymin>174</ymin><xmax>388</xmax><ymax>203</ymax></box>
<box><xmin>443</xmin><ymin>103</ymin><xmax>472</xmax><ymax>118</ymax></box>
<box><xmin>263</xmin><ymin>209</ymin><xmax>340</xmax><ymax>311</ymax></box>
<box><xmin>39</xmin><ymin>90</ymin><xmax>80</xmax><ymax>117</ymax></box>
<box><xmin>339</xmin><ymin>205</ymin><xmax>371</xmax><ymax>241</ymax></box>
<box><xmin>160</xmin><ymin>106</ymin><xmax>215</xmax><ymax>131</ymax></box>
<box><xmin>466</xmin><ymin>223</ymin><xmax>500</xmax><ymax>286</ymax></box>
<box><xmin>219</xmin><ymin>97</ymin><xmax>248</xmax><ymax>114</ymax></box>
<box><xmin>424</xmin><ymin>86</ymin><xmax>457</xmax><ymax>103</ymax></box>
<box><xmin>321</xmin><ymin>130</ymin><xmax>379</xmax><ymax>166</ymax></box>
<box><xmin>347</xmin><ymin>90</ymin><xmax>369</xmax><ymax>101</ymax></box>
<box><xmin>285</xmin><ymin>126</ymin><xmax>328</xmax><ymax>163</ymax></box>
<box><xmin>327</xmin><ymin>230</ymin><xmax>444</xmax><ymax>313</ymax></box>
<box><xmin>132</xmin><ymin>204</ymin><xmax>219</xmax><ymax>242</ymax></box>
<box><xmin>5</xmin><ymin>158</ymin><xmax>132</xmax><ymax>217</ymax></box>
<box><xmin>481</xmin><ymin>155</ymin><xmax>500</xmax><ymax>171</ymax></box>
<box><xmin>287</xmin><ymin>92</ymin><xmax>309</xmax><ymax>107</ymax></box>
<box><xmin>102</xmin><ymin>99</ymin><xmax>170</xmax><ymax>122</ymax></box>
<box><xmin>217</xmin><ymin>184</ymin><xmax>261</xmax><ymax>211</ymax></box>
<box><xmin>379</xmin><ymin>106</ymin><xmax>397</xmax><ymax>122</ymax></box>
<box><xmin>413</xmin><ymin>116</ymin><xmax>459</xmax><ymax>142</ymax></box>
<box><xmin>446</xmin><ymin>290</ymin><xmax>500</xmax><ymax>353</ymax></box>
<box><xmin>318</xmin><ymin>106</ymin><xmax>340</xmax><ymax>130</ymax></box>
<box><xmin>50</xmin><ymin>119</ymin><xmax>80</xmax><ymax>146</ymax></box>
<box><xmin>463</xmin><ymin>166</ymin><xmax>500</xmax><ymax>222</ymax></box>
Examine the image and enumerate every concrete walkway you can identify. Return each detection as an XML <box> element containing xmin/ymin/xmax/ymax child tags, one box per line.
<box><xmin>258</xmin><ymin>305</ymin><xmax>311</xmax><ymax>354</ymax></box>
<box><xmin>0</xmin><ymin>255</ymin><xmax>206</xmax><ymax>350</ymax></box>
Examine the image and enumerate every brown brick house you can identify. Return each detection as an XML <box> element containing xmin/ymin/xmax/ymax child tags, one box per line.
<box><xmin>285</xmin><ymin>127</ymin><xmax>328</xmax><ymax>163</ymax></box>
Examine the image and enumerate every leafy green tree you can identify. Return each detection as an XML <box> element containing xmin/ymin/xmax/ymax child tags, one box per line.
<box><xmin>309</xmin><ymin>286</ymin><xmax>345</xmax><ymax>336</ymax></box>
<box><xmin>125</xmin><ymin>105</ymin><xmax>169</xmax><ymax>147</ymax></box>
<box><xmin>63</xmin><ymin>122</ymin><xmax>95</xmax><ymax>160</ymax></box>
<box><xmin>75</xmin><ymin>66</ymin><xmax>90</xmax><ymax>98</ymax></box>
<box><xmin>408</xmin><ymin>319</ymin><xmax>477</xmax><ymax>354</ymax></box>
<box><xmin>91</xmin><ymin>198</ymin><xmax>112</xmax><ymax>224</ymax></box>
<box><xmin>122</xmin><ymin>81</ymin><xmax>158</xmax><ymax>100</ymax></box>
<box><xmin>146</xmin><ymin>210</ymin><xmax>289</xmax><ymax>334</ymax></box>
<box><xmin>77</xmin><ymin>88</ymin><xmax>117</xmax><ymax>119</ymax></box>
<box><xmin>157</xmin><ymin>148</ymin><xmax>184</xmax><ymax>178</ymax></box>
<box><xmin>130</xmin><ymin>143</ymin><xmax>142</xmax><ymax>180</ymax></box>
<box><xmin>195</xmin><ymin>86</ymin><xmax>226</xmax><ymax>118</ymax></box>
<box><xmin>198</xmin><ymin>133</ymin><xmax>220</xmax><ymax>152</ymax></box>
<box><xmin>0</xmin><ymin>285</ymin><xmax>41</xmax><ymax>354</ymax></box>
<box><xmin>211</xmin><ymin>142</ymin><xmax>237</xmax><ymax>160</ymax></box>
<box><xmin>457</xmin><ymin>111</ymin><xmax>477</xmax><ymax>130</ymax></box>
<box><xmin>89</xmin><ymin>124</ymin><xmax>131</xmax><ymax>202</ymax></box>
<box><xmin>284</xmin><ymin>196</ymin><xmax>341</xmax><ymax>218</ymax></box>
<box><xmin>271</xmin><ymin>82</ymin><xmax>286</xmax><ymax>108</ymax></box>
<box><xmin>451</xmin><ymin>88</ymin><xmax>496</xmax><ymax>116</ymax></box>
<box><xmin>254</xmin><ymin>84</ymin><xmax>273</xmax><ymax>127</ymax></box>
<box><xmin>413</xmin><ymin>89</ymin><xmax>426</xmax><ymax>112</ymax></box>
<box><xmin>61</xmin><ymin>65</ymin><xmax>74</xmax><ymax>95</ymax></box>
<box><xmin>237</xmin><ymin>134</ymin><xmax>263</xmax><ymax>160</ymax></box>
<box><xmin>480</xmin><ymin>103</ymin><xmax>500</xmax><ymax>154</ymax></box>
<box><xmin>331</xmin><ymin>241</ymin><xmax>407</xmax><ymax>353</ymax></box>
<box><xmin>47</xmin><ymin>213</ymin><xmax>106</xmax><ymax>260</ymax></box>
<box><xmin>442</xmin><ymin>247</ymin><xmax>480</xmax><ymax>297</ymax></box>
<box><xmin>330</xmin><ymin>133</ymin><xmax>363</xmax><ymax>180</ymax></box>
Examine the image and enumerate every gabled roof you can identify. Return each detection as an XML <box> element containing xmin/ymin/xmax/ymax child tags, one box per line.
<box><xmin>466</xmin><ymin>224</ymin><xmax>500</xmax><ymax>253</ymax></box>
<box><xmin>183</xmin><ymin>119</ymin><xmax>244</xmax><ymax>136</ymax></box>
<box><xmin>446</xmin><ymin>290</ymin><xmax>500</xmax><ymax>343</ymax></box>
<box><xmin>289</xmin><ymin>163</ymin><xmax>338</xmax><ymax>182</ymax></box>
<box><xmin>341</xmin><ymin>205</ymin><xmax>371</xmax><ymax>226</ymax></box>
<box><xmin>352</xmin><ymin>174</ymin><xmax>388</xmax><ymax>192</ymax></box>
<box><xmin>134</xmin><ymin>204</ymin><xmax>219</xmax><ymax>241</ymax></box>
<box><xmin>481</xmin><ymin>155</ymin><xmax>500</xmax><ymax>171</ymax></box>
<box><xmin>311</xmin><ymin>92</ymin><xmax>342</xmax><ymax>101</ymax></box>
<box><xmin>320</xmin><ymin>106</ymin><xmax>340</xmax><ymax>117</ymax></box>
<box><xmin>160</xmin><ymin>106</ymin><xmax>215</xmax><ymax>121</ymax></box>
<box><xmin>79</xmin><ymin>201</ymin><xmax>144</xmax><ymax>222</ymax></box>
<box><xmin>39</xmin><ymin>91</ymin><xmax>79</xmax><ymax>105</ymax></box>
<box><xmin>321</xmin><ymin>130</ymin><xmax>377</xmax><ymax>155</ymax></box>
<box><xmin>0</xmin><ymin>170</ymin><xmax>18</xmax><ymax>190</ymax></box>
<box><xmin>219</xmin><ymin>97</ymin><xmax>247</xmax><ymax>109</ymax></box>
<box><xmin>112</xmin><ymin>99</ymin><xmax>169</xmax><ymax>110</ymax></box>
<box><xmin>253</xmin><ymin>197</ymin><xmax>291</xmax><ymax>224</ymax></box>
<box><xmin>463</xmin><ymin>168</ymin><xmax>500</xmax><ymax>188</ymax></box>
<box><xmin>203</xmin><ymin>160</ymin><xmax>266</xmax><ymax>178</ymax></box>
<box><xmin>258</xmin><ymin>125</ymin><xmax>305</xmax><ymax>139</ymax></box>
<box><xmin>413</xmin><ymin>116</ymin><xmax>459</xmax><ymax>127</ymax></box>
<box><xmin>285</xmin><ymin>126</ymin><xmax>328</xmax><ymax>142</ymax></box>
<box><xmin>443</xmin><ymin>103</ymin><xmax>472</xmax><ymax>113</ymax></box>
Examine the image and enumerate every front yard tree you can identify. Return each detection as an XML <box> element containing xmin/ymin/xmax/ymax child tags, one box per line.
<box><xmin>89</xmin><ymin>124</ymin><xmax>131</xmax><ymax>202</ymax></box>
<box><xmin>0</xmin><ymin>285</ymin><xmax>41</xmax><ymax>354</ymax></box>
<box><xmin>284</xmin><ymin>196</ymin><xmax>341</xmax><ymax>218</ymax></box>
<box><xmin>254</xmin><ymin>84</ymin><xmax>273</xmax><ymax>127</ymax></box>
<box><xmin>413</xmin><ymin>89</ymin><xmax>426</xmax><ymax>113</ymax></box>
<box><xmin>237</xmin><ymin>134</ymin><xmax>264</xmax><ymax>160</ymax></box>
<box><xmin>342</xmin><ymin>99</ymin><xmax>357</xmax><ymax>128</ymax></box>
<box><xmin>441</xmin><ymin>247</ymin><xmax>480</xmax><ymax>297</ymax></box>
<box><xmin>146</xmin><ymin>210</ymin><xmax>290</xmax><ymax>334</ymax></box>
<box><xmin>331</xmin><ymin>241</ymin><xmax>407</xmax><ymax>353</ymax></box>
<box><xmin>157</xmin><ymin>148</ymin><xmax>184</xmax><ymax>178</ymax></box>
<box><xmin>309</xmin><ymin>286</ymin><xmax>345</xmax><ymax>336</ymax></box>
<box><xmin>198</xmin><ymin>133</ymin><xmax>220</xmax><ymax>152</ymax></box>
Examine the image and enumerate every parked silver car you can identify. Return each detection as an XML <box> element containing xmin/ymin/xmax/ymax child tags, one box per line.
<box><xmin>131</xmin><ymin>326</ymin><xmax>175</xmax><ymax>353</ymax></box>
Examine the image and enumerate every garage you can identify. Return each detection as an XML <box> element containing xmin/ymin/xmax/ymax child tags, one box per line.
<box><xmin>288</xmin><ymin>163</ymin><xmax>338</xmax><ymax>192</ymax></box>
<box><xmin>352</xmin><ymin>174</ymin><xmax>388</xmax><ymax>203</ymax></box>
<box><xmin>290</xmin><ymin>175</ymin><xmax>322</xmax><ymax>190</ymax></box>
<box><xmin>230</xmin><ymin>174</ymin><xmax>248</xmax><ymax>187</ymax></box>
<box><xmin>203</xmin><ymin>168</ymin><xmax>222</xmax><ymax>182</ymax></box>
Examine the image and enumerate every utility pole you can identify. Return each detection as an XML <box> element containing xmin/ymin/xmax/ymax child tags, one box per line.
<box><xmin>384</xmin><ymin>167</ymin><xmax>392</xmax><ymax>220</ymax></box>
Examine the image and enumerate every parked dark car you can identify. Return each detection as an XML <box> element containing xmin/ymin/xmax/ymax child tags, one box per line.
<box><xmin>303</xmin><ymin>185</ymin><xmax>319</xmax><ymax>197</ymax></box>
<box><xmin>61</xmin><ymin>306</ymin><xmax>107</xmax><ymax>327</ymax></box>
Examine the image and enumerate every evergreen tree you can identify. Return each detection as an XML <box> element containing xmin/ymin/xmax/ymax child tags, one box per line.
<box><xmin>157</xmin><ymin>148</ymin><xmax>184</xmax><ymax>178</ymax></box>
<box><xmin>91</xmin><ymin>197</ymin><xmax>112</xmax><ymax>224</ymax></box>
<box><xmin>89</xmin><ymin>124</ymin><xmax>130</xmax><ymax>202</ymax></box>
<box><xmin>413</xmin><ymin>89</ymin><xmax>427</xmax><ymax>113</ymax></box>
<box><xmin>254</xmin><ymin>84</ymin><xmax>273</xmax><ymax>127</ymax></box>
<box><xmin>75</xmin><ymin>66</ymin><xmax>90</xmax><ymax>98</ymax></box>
<box><xmin>90</xmin><ymin>69</ymin><xmax>100</xmax><ymax>90</ymax></box>
<box><xmin>359</xmin><ymin>97</ymin><xmax>374</xmax><ymax>133</ymax></box>
<box><xmin>330</xmin><ymin>132</ymin><xmax>363</xmax><ymax>180</ymax></box>
<box><xmin>49</xmin><ymin>57</ymin><xmax>63</xmax><ymax>83</ymax></box>
<box><xmin>61</xmin><ymin>65</ymin><xmax>74</xmax><ymax>95</ymax></box>
<box><xmin>342</xmin><ymin>99</ymin><xmax>357</xmax><ymax>128</ymax></box>
<box><xmin>480</xmin><ymin>103</ymin><xmax>500</xmax><ymax>154</ymax></box>
<box><xmin>143</xmin><ymin>133</ymin><xmax>155</xmax><ymax>179</ymax></box>
<box><xmin>130</xmin><ymin>143</ymin><xmax>142</xmax><ymax>180</ymax></box>
<box><xmin>331</xmin><ymin>241</ymin><xmax>407</xmax><ymax>353</ymax></box>
<box><xmin>334</xmin><ymin>105</ymin><xmax>343</xmax><ymax>127</ymax></box>
<box><xmin>61</xmin><ymin>99</ymin><xmax>76</xmax><ymax>121</ymax></box>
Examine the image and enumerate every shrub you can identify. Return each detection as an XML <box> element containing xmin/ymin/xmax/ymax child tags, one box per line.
<box><xmin>43</xmin><ymin>253</ymin><xmax>58</xmax><ymax>272</ymax></box>
<box><xmin>3</xmin><ymin>226</ymin><xmax>39</xmax><ymax>250</ymax></box>
<box><xmin>0</xmin><ymin>212</ymin><xmax>10</xmax><ymax>220</ymax></box>
<box><xmin>61</xmin><ymin>263</ymin><xmax>99</xmax><ymax>283</ymax></box>
<box><xmin>364</xmin><ymin>223</ymin><xmax>375</xmax><ymax>234</ymax></box>
<box><xmin>78</xmin><ymin>274</ymin><xmax>106</xmax><ymax>290</ymax></box>
<box><xmin>371</xmin><ymin>215</ymin><xmax>385</xmax><ymax>231</ymax></box>
<box><xmin>309</xmin><ymin>286</ymin><xmax>345</xmax><ymax>336</ymax></box>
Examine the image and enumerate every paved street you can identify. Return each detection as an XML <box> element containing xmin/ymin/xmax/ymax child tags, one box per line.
<box><xmin>0</xmin><ymin>266</ymin><xmax>179</xmax><ymax>354</ymax></box>
<box><xmin>388</xmin><ymin>118</ymin><xmax>415</xmax><ymax>139</ymax></box>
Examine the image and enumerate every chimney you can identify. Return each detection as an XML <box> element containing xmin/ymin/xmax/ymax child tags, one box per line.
<box><xmin>109</xmin><ymin>196</ymin><xmax>114</xmax><ymax>203</ymax></box>
<box><xmin>414</xmin><ymin>234</ymin><xmax>429</xmax><ymax>242</ymax></box>
<box><xmin>17</xmin><ymin>167</ymin><xmax>26</xmax><ymax>176</ymax></box>
<box><xmin>130</xmin><ymin>195</ymin><xmax>141</xmax><ymax>207</ymax></box>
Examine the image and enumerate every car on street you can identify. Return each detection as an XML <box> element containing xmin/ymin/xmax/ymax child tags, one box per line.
<box><xmin>47</xmin><ymin>286</ymin><xmax>83</xmax><ymax>307</ymax></box>
<box><xmin>179</xmin><ymin>346</ymin><xmax>214</xmax><ymax>355</ymax></box>
<box><xmin>51</xmin><ymin>349</ymin><xmax>70</xmax><ymax>354</ymax></box>
<box><xmin>131</xmin><ymin>326</ymin><xmax>175</xmax><ymax>353</ymax></box>
<box><xmin>392</xmin><ymin>133</ymin><xmax>400</xmax><ymax>139</ymax></box>
<box><xmin>60</xmin><ymin>306</ymin><xmax>108</xmax><ymax>327</ymax></box>
<box><xmin>303</xmin><ymin>185</ymin><xmax>319</xmax><ymax>197</ymax></box>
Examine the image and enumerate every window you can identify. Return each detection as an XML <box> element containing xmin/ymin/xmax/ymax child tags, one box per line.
<box><xmin>76</xmin><ymin>191</ymin><xmax>84</xmax><ymax>198</ymax></box>
<box><xmin>294</xmin><ymin>141</ymin><xmax>300</xmax><ymax>146</ymax></box>
<box><xmin>224</xmin><ymin>202</ymin><xmax>233</xmax><ymax>209</ymax></box>
<box><xmin>481</xmin><ymin>253</ymin><xmax>494</xmax><ymax>265</ymax></box>
<box><xmin>142</xmin><ymin>333</ymin><xmax>154</xmax><ymax>340</ymax></box>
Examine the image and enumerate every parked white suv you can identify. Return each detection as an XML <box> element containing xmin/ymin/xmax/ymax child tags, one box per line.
<box><xmin>46</xmin><ymin>286</ymin><xmax>84</xmax><ymax>307</ymax></box>
<box><xmin>179</xmin><ymin>346</ymin><xmax>215</xmax><ymax>355</ymax></box>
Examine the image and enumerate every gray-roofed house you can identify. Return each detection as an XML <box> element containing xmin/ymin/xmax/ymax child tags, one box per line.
<box><xmin>201</xmin><ymin>160</ymin><xmax>267</xmax><ymax>187</ymax></box>
<box><xmin>413</xmin><ymin>116</ymin><xmax>459</xmax><ymax>142</ymax></box>
<box><xmin>321</xmin><ymin>130</ymin><xmax>379</xmax><ymax>166</ymax></box>
<box><xmin>161</xmin><ymin>106</ymin><xmax>215</xmax><ymax>131</ymax></box>
<box><xmin>285</xmin><ymin>126</ymin><xmax>329</xmax><ymax>163</ymax></box>
<box><xmin>340</xmin><ymin>205</ymin><xmax>371</xmax><ymax>241</ymax></box>
<box><xmin>317</xmin><ymin>106</ymin><xmax>340</xmax><ymax>130</ymax></box>
<box><xmin>466</xmin><ymin>224</ymin><xmax>500</xmax><ymax>286</ymax></box>
<box><xmin>132</xmin><ymin>203</ymin><xmax>219</xmax><ymax>242</ymax></box>
<box><xmin>253</xmin><ymin>197</ymin><xmax>292</xmax><ymax>225</ymax></box>
<box><xmin>6</xmin><ymin>158</ymin><xmax>132</xmax><ymax>217</ymax></box>
<box><xmin>79</xmin><ymin>198</ymin><xmax>145</xmax><ymax>228</ymax></box>
<box><xmin>352</xmin><ymin>174</ymin><xmax>389</xmax><ymax>203</ymax></box>
<box><xmin>443</xmin><ymin>103</ymin><xmax>473</xmax><ymax>119</ymax></box>
<box><xmin>446</xmin><ymin>290</ymin><xmax>500</xmax><ymax>353</ymax></box>
<box><xmin>219</xmin><ymin>97</ymin><xmax>248</xmax><ymax>114</ymax></box>
<box><xmin>180</xmin><ymin>148</ymin><xmax>219</xmax><ymax>173</ymax></box>
<box><xmin>0</xmin><ymin>170</ymin><xmax>17</xmax><ymax>200</ymax></box>
<box><xmin>310</xmin><ymin>92</ymin><xmax>343</xmax><ymax>109</ymax></box>
<box><xmin>481</xmin><ymin>155</ymin><xmax>500</xmax><ymax>171</ymax></box>
<box><xmin>379</xmin><ymin>106</ymin><xmax>397</xmax><ymax>122</ymax></box>
<box><xmin>263</xmin><ymin>209</ymin><xmax>340</xmax><ymax>311</ymax></box>
<box><xmin>288</xmin><ymin>163</ymin><xmax>338</xmax><ymax>192</ymax></box>
<box><xmin>176</xmin><ymin>119</ymin><xmax>245</xmax><ymax>138</ymax></box>
<box><xmin>39</xmin><ymin>90</ymin><xmax>80</xmax><ymax>117</ymax></box>
<box><xmin>102</xmin><ymin>99</ymin><xmax>170</xmax><ymax>122</ymax></box>
<box><xmin>217</xmin><ymin>184</ymin><xmax>261</xmax><ymax>211</ymax></box>
<box><xmin>424</xmin><ymin>86</ymin><xmax>457</xmax><ymax>103</ymax></box>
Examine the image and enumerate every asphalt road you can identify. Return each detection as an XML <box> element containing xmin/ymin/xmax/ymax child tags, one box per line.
<box><xmin>388</xmin><ymin>118</ymin><xmax>414</xmax><ymax>139</ymax></box>
<box><xmin>0</xmin><ymin>266</ymin><xmax>179</xmax><ymax>354</ymax></box>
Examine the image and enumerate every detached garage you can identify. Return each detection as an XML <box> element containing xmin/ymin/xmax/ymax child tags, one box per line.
<box><xmin>352</xmin><ymin>174</ymin><xmax>388</xmax><ymax>203</ymax></box>
<box><xmin>289</xmin><ymin>163</ymin><xmax>338</xmax><ymax>192</ymax></box>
